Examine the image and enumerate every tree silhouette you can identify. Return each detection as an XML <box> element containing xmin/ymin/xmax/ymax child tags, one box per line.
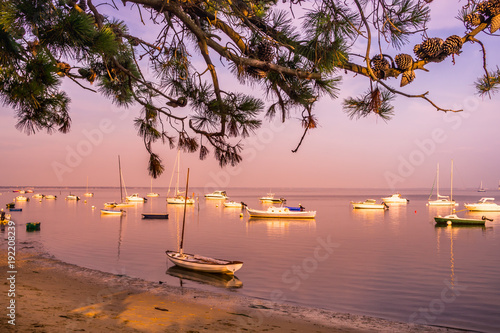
<box><xmin>0</xmin><ymin>0</ymin><xmax>498</xmax><ymax>176</ymax></box>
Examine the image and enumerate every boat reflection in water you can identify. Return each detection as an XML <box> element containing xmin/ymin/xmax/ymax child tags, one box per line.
<box><xmin>166</xmin><ymin>266</ymin><xmax>243</xmax><ymax>289</ymax></box>
<box><xmin>246</xmin><ymin>218</ymin><xmax>316</xmax><ymax>237</ymax></box>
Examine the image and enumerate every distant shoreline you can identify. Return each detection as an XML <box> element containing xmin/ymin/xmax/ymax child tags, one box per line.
<box><xmin>1</xmin><ymin>239</ymin><xmax>467</xmax><ymax>332</ymax></box>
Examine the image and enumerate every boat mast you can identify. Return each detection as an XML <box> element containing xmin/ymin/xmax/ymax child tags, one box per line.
<box><xmin>179</xmin><ymin>168</ymin><xmax>190</xmax><ymax>254</ymax></box>
<box><xmin>176</xmin><ymin>150</ymin><xmax>180</xmax><ymax>195</ymax></box>
<box><xmin>436</xmin><ymin>163</ymin><xmax>440</xmax><ymax>198</ymax></box>
<box><xmin>118</xmin><ymin>155</ymin><xmax>123</xmax><ymax>201</ymax></box>
<box><xmin>450</xmin><ymin>160</ymin><xmax>454</xmax><ymax>201</ymax></box>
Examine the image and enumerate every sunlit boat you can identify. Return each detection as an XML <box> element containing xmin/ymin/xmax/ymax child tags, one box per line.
<box><xmin>351</xmin><ymin>199</ymin><xmax>388</xmax><ymax>209</ymax></box>
<box><xmin>166</xmin><ymin>168</ymin><xmax>242</xmax><ymax>275</ymax></box>
<box><xmin>65</xmin><ymin>194</ymin><xmax>80</xmax><ymax>201</ymax></box>
<box><xmin>100</xmin><ymin>209</ymin><xmax>125</xmax><ymax>215</ymax></box>
<box><xmin>223</xmin><ymin>201</ymin><xmax>244</xmax><ymax>208</ymax></box>
<box><xmin>45</xmin><ymin>194</ymin><xmax>57</xmax><ymax>199</ymax></box>
<box><xmin>434</xmin><ymin>214</ymin><xmax>492</xmax><ymax>226</ymax></box>
<box><xmin>147</xmin><ymin>192</ymin><xmax>160</xmax><ymax>197</ymax></box>
<box><xmin>246</xmin><ymin>206</ymin><xmax>316</xmax><ymax>218</ymax></box>
<box><xmin>464</xmin><ymin>197</ymin><xmax>500</xmax><ymax>212</ymax></box>
<box><xmin>32</xmin><ymin>194</ymin><xmax>44</xmax><ymax>199</ymax></box>
<box><xmin>166</xmin><ymin>251</ymin><xmax>243</xmax><ymax>275</ymax></box>
<box><xmin>382</xmin><ymin>193</ymin><xmax>408</xmax><ymax>204</ymax></box>
<box><xmin>15</xmin><ymin>195</ymin><xmax>29</xmax><ymax>201</ymax></box>
<box><xmin>104</xmin><ymin>201</ymin><xmax>135</xmax><ymax>208</ymax></box>
<box><xmin>204</xmin><ymin>190</ymin><xmax>228</xmax><ymax>199</ymax></box>
<box><xmin>126</xmin><ymin>193</ymin><xmax>147</xmax><ymax>202</ymax></box>
<box><xmin>83</xmin><ymin>192</ymin><xmax>94</xmax><ymax>197</ymax></box>
<box><xmin>259</xmin><ymin>193</ymin><xmax>286</xmax><ymax>203</ymax></box>
<box><xmin>428</xmin><ymin>162</ymin><xmax>458</xmax><ymax>206</ymax></box>
<box><xmin>167</xmin><ymin>195</ymin><xmax>195</xmax><ymax>205</ymax></box>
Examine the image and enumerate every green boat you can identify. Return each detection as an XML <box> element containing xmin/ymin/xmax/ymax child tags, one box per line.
<box><xmin>434</xmin><ymin>214</ymin><xmax>492</xmax><ymax>226</ymax></box>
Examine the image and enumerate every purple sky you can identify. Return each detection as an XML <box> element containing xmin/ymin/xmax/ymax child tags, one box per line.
<box><xmin>1</xmin><ymin>2</ymin><xmax>499</xmax><ymax>190</ymax></box>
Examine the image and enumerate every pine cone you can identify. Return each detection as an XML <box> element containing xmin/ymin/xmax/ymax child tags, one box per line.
<box><xmin>257</xmin><ymin>41</ymin><xmax>274</xmax><ymax>62</ymax></box>
<box><xmin>413</xmin><ymin>44</ymin><xmax>427</xmax><ymax>60</ymax></box>
<box><xmin>395</xmin><ymin>54</ymin><xmax>413</xmax><ymax>71</ymax></box>
<box><xmin>400</xmin><ymin>70</ymin><xmax>416</xmax><ymax>87</ymax></box>
<box><xmin>465</xmin><ymin>13</ymin><xmax>484</xmax><ymax>26</ymax></box>
<box><xmin>491</xmin><ymin>14</ymin><xmax>500</xmax><ymax>33</ymax></box>
<box><xmin>371</xmin><ymin>55</ymin><xmax>390</xmax><ymax>79</ymax></box>
<box><xmin>421</xmin><ymin>37</ymin><xmax>443</xmax><ymax>58</ymax></box>
<box><xmin>477</xmin><ymin>1</ymin><xmax>495</xmax><ymax>17</ymax></box>
<box><xmin>442</xmin><ymin>35</ymin><xmax>463</xmax><ymax>55</ymax></box>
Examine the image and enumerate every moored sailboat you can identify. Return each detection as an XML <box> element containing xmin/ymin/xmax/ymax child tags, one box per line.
<box><xmin>427</xmin><ymin>162</ymin><xmax>458</xmax><ymax>206</ymax></box>
<box><xmin>166</xmin><ymin>169</ymin><xmax>243</xmax><ymax>275</ymax></box>
<box><xmin>166</xmin><ymin>150</ymin><xmax>194</xmax><ymax>205</ymax></box>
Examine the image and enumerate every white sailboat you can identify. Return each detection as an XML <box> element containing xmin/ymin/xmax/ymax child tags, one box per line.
<box><xmin>83</xmin><ymin>176</ymin><xmax>94</xmax><ymax>197</ymax></box>
<box><xmin>427</xmin><ymin>162</ymin><xmax>458</xmax><ymax>206</ymax></box>
<box><xmin>104</xmin><ymin>156</ymin><xmax>135</xmax><ymax>208</ymax></box>
<box><xmin>166</xmin><ymin>150</ymin><xmax>194</xmax><ymax>205</ymax></box>
<box><xmin>147</xmin><ymin>177</ymin><xmax>160</xmax><ymax>197</ymax></box>
<box><xmin>477</xmin><ymin>181</ymin><xmax>486</xmax><ymax>192</ymax></box>
<box><xmin>166</xmin><ymin>169</ymin><xmax>243</xmax><ymax>274</ymax></box>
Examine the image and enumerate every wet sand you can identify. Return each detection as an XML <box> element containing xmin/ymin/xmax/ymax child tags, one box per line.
<box><xmin>1</xmin><ymin>239</ymin><xmax>466</xmax><ymax>332</ymax></box>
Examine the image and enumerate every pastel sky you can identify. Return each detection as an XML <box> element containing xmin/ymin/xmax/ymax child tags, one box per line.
<box><xmin>1</xmin><ymin>2</ymin><xmax>499</xmax><ymax>191</ymax></box>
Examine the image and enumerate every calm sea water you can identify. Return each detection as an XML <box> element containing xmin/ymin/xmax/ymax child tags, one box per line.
<box><xmin>3</xmin><ymin>187</ymin><xmax>500</xmax><ymax>332</ymax></box>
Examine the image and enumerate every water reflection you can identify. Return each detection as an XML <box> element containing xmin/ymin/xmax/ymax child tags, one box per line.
<box><xmin>165</xmin><ymin>266</ymin><xmax>243</xmax><ymax>289</ymax></box>
<box><xmin>350</xmin><ymin>209</ymin><xmax>386</xmax><ymax>222</ymax></box>
<box><xmin>246</xmin><ymin>218</ymin><xmax>316</xmax><ymax>237</ymax></box>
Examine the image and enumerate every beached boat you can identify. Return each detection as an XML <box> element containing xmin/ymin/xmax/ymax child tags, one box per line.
<box><xmin>15</xmin><ymin>195</ymin><xmax>29</xmax><ymax>201</ymax></box>
<box><xmin>166</xmin><ymin>150</ymin><xmax>195</xmax><ymax>205</ymax></box>
<box><xmin>126</xmin><ymin>193</ymin><xmax>147</xmax><ymax>202</ymax></box>
<box><xmin>434</xmin><ymin>214</ymin><xmax>492</xmax><ymax>226</ymax></box>
<box><xmin>45</xmin><ymin>194</ymin><xmax>57</xmax><ymax>199</ymax></box>
<box><xmin>428</xmin><ymin>162</ymin><xmax>458</xmax><ymax>206</ymax></box>
<box><xmin>204</xmin><ymin>190</ymin><xmax>228</xmax><ymax>199</ymax></box>
<box><xmin>351</xmin><ymin>199</ymin><xmax>388</xmax><ymax>209</ymax></box>
<box><xmin>65</xmin><ymin>194</ymin><xmax>80</xmax><ymax>200</ymax></box>
<box><xmin>464</xmin><ymin>197</ymin><xmax>500</xmax><ymax>212</ymax></box>
<box><xmin>382</xmin><ymin>193</ymin><xmax>408</xmax><ymax>204</ymax></box>
<box><xmin>142</xmin><ymin>213</ymin><xmax>169</xmax><ymax>219</ymax></box>
<box><xmin>246</xmin><ymin>206</ymin><xmax>316</xmax><ymax>218</ymax></box>
<box><xmin>259</xmin><ymin>193</ymin><xmax>286</xmax><ymax>203</ymax></box>
<box><xmin>166</xmin><ymin>169</ymin><xmax>243</xmax><ymax>275</ymax></box>
<box><xmin>100</xmin><ymin>209</ymin><xmax>125</xmax><ymax>215</ymax></box>
<box><xmin>166</xmin><ymin>251</ymin><xmax>243</xmax><ymax>275</ymax></box>
<box><xmin>223</xmin><ymin>201</ymin><xmax>244</xmax><ymax>208</ymax></box>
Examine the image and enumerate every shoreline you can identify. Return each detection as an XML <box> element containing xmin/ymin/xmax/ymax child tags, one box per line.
<box><xmin>1</xmin><ymin>239</ymin><xmax>468</xmax><ymax>332</ymax></box>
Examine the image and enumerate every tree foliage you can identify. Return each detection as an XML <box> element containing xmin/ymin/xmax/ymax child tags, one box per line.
<box><xmin>0</xmin><ymin>0</ymin><xmax>499</xmax><ymax>176</ymax></box>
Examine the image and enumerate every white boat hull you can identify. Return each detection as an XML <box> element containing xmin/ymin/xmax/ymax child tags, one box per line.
<box><xmin>166</xmin><ymin>251</ymin><xmax>243</xmax><ymax>274</ymax></box>
<box><xmin>464</xmin><ymin>198</ymin><xmax>500</xmax><ymax>212</ymax></box>
<box><xmin>382</xmin><ymin>194</ymin><xmax>408</xmax><ymax>204</ymax></box>
<box><xmin>246</xmin><ymin>207</ymin><xmax>316</xmax><ymax>218</ymax></box>
<box><xmin>427</xmin><ymin>200</ymin><xmax>458</xmax><ymax>206</ymax></box>
<box><xmin>147</xmin><ymin>193</ymin><xmax>160</xmax><ymax>197</ymax></box>
<box><xmin>224</xmin><ymin>201</ymin><xmax>243</xmax><ymax>208</ymax></box>
<box><xmin>100</xmin><ymin>209</ymin><xmax>124</xmax><ymax>215</ymax></box>
<box><xmin>167</xmin><ymin>196</ymin><xmax>195</xmax><ymax>204</ymax></box>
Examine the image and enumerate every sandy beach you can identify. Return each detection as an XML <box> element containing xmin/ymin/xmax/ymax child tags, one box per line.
<box><xmin>1</xmin><ymin>239</ymin><xmax>468</xmax><ymax>333</ymax></box>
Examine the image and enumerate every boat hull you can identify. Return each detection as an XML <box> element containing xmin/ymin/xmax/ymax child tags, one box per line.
<box><xmin>167</xmin><ymin>197</ymin><xmax>195</xmax><ymax>204</ymax></box>
<box><xmin>142</xmin><ymin>213</ymin><xmax>169</xmax><ymax>219</ymax></box>
<box><xmin>434</xmin><ymin>215</ymin><xmax>487</xmax><ymax>225</ymax></box>
<box><xmin>246</xmin><ymin>207</ymin><xmax>316</xmax><ymax>218</ymax></box>
<box><xmin>166</xmin><ymin>251</ymin><xmax>243</xmax><ymax>274</ymax></box>
<box><xmin>427</xmin><ymin>200</ymin><xmax>458</xmax><ymax>206</ymax></box>
<box><xmin>100</xmin><ymin>209</ymin><xmax>124</xmax><ymax>215</ymax></box>
<box><xmin>464</xmin><ymin>204</ymin><xmax>500</xmax><ymax>212</ymax></box>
